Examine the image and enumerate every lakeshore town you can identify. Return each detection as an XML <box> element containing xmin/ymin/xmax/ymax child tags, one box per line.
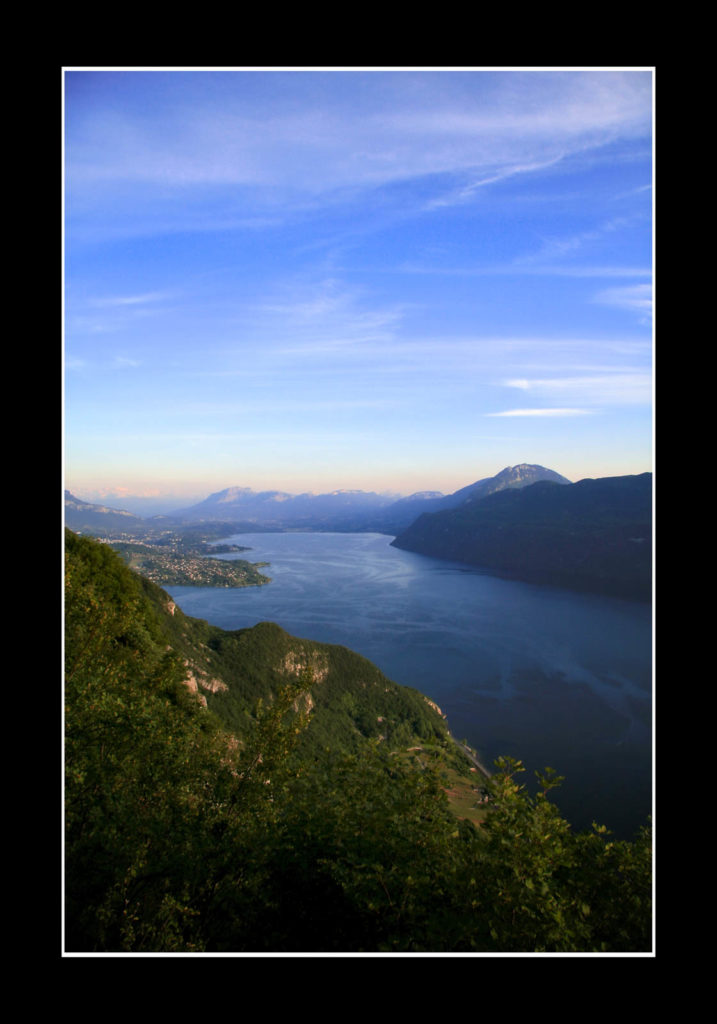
<box><xmin>91</xmin><ymin>532</ymin><xmax>271</xmax><ymax>589</ymax></box>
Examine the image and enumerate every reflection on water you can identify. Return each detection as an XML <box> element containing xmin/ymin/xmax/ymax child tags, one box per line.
<box><xmin>168</xmin><ymin>532</ymin><xmax>652</xmax><ymax>837</ymax></box>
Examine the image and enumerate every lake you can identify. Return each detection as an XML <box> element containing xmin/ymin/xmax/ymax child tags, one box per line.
<box><xmin>166</xmin><ymin>531</ymin><xmax>653</xmax><ymax>838</ymax></box>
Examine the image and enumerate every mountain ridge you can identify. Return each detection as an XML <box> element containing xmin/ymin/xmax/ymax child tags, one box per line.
<box><xmin>64</xmin><ymin>490</ymin><xmax>145</xmax><ymax>532</ymax></box>
<box><xmin>65</xmin><ymin>464</ymin><xmax>573</xmax><ymax>534</ymax></box>
<box><xmin>392</xmin><ymin>472</ymin><xmax>652</xmax><ymax>600</ymax></box>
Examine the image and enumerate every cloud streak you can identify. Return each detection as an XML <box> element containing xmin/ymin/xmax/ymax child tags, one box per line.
<box><xmin>87</xmin><ymin>291</ymin><xmax>172</xmax><ymax>308</ymax></box>
<box><xmin>593</xmin><ymin>283</ymin><xmax>653</xmax><ymax>324</ymax></box>
<box><xmin>502</xmin><ymin>371</ymin><xmax>651</xmax><ymax>406</ymax></box>
<box><xmin>66</xmin><ymin>70</ymin><xmax>652</xmax><ymax>204</ymax></box>
<box><xmin>486</xmin><ymin>408</ymin><xmax>593</xmax><ymax>417</ymax></box>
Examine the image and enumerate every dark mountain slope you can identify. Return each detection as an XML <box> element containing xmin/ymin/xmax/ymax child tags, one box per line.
<box><xmin>392</xmin><ymin>473</ymin><xmax>652</xmax><ymax>600</ymax></box>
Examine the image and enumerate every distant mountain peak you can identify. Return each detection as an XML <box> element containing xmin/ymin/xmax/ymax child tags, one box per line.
<box><xmin>449</xmin><ymin>464</ymin><xmax>571</xmax><ymax>507</ymax></box>
<box><xmin>217</xmin><ymin>486</ymin><xmax>255</xmax><ymax>502</ymax></box>
<box><xmin>401</xmin><ymin>491</ymin><xmax>444</xmax><ymax>501</ymax></box>
<box><xmin>65</xmin><ymin>491</ymin><xmax>138</xmax><ymax>517</ymax></box>
<box><xmin>65</xmin><ymin>491</ymin><xmax>143</xmax><ymax>533</ymax></box>
<box><xmin>499</xmin><ymin>463</ymin><xmax>567</xmax><ymax>478</ymax></box>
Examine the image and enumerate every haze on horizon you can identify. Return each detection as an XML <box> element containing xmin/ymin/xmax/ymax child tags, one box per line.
<box><xmin>64</xmin><ymin>67</ymin><xmax>653</xmax><ymax>510</ymax></box>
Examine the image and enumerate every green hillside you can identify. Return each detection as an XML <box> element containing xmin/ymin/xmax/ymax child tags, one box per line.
<box><xmin>64</xmin><ymin>529</ymin><xmax>652</xmax><ymax>953</ymax></box>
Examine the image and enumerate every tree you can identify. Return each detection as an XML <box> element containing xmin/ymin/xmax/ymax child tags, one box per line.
<box><xmin>458</xmin><ymin>757</ymin><xmax>653</xmax><ymax>952</ymax></box>
<box><xmin>65</xmin><ymin>530</ymin><xmax>314</xmax><ymax>951</ymax></box>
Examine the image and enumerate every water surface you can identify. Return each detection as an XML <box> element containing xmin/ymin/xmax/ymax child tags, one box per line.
<box><xmin>167</xmin><ymin>531</ymin><xmax>652</xmax><ymax>837</ymax></box>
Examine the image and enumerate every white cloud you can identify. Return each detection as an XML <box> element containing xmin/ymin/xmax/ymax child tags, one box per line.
<box><xmin>502</xmin><ymin>371</ymin><xmax>651</xmax><ymax>405</ymax></box>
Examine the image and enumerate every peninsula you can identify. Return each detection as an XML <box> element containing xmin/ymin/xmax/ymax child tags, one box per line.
<box><xmin>109</xmin><ymin>538</ymin><xmax>271</xmax><ymax>589</ymax></box>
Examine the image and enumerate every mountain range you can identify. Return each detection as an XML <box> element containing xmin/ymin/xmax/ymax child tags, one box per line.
<box><xmin>174</xmin><ymin>464</ymin><xmax>572</xmax><ymax>531</ymax></box>
<box><xmin>66</xmin><ymin>464</ymin><xmax>571</xmax><ymax>534</ymax></box>
<box><xmin>173</xmin><ymin>485</ymin><xmax>400</xmax><ymax>530</ymax></box>
<box><xmin>64</xmin><ymin>463</ymin><xmax>652</xmax><ymax>600</ymax></box>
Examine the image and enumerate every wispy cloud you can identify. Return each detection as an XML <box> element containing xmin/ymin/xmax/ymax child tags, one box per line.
<box><xmin>68</xmin><ymin>291</ymin><xmax>176</xmax><ymax>340</ymax></box>
<box><xmin>88</xmin><ymin>291</ymin><xmax>171</xmax><ymax>308</ymax></box>
<box><xmin>67</xmin><ymin>70</ymin><xmax>652</xmax><ymax>207</ymax></box>
<box><xmin>486</xmin><ymin>407</ymin><xmax>593</xmax><ymax>417</ymax></box>
<box><xmin>514</xmin><ymin>215</ymin><xmax>638</xmax><ymax>267</ymax></box>
<box><xmin>593</xmin><ymin>283</ymin><xmax>653</xmax><ymax>324</ymax></box>
<box><xmin>425</xmin><ymin>155</ymin><xmax>567</xmax><ymax>210</ymax></box>
<box><xmin>516</xmin><ymin>265</ymin><xmax>651</xmax><ymax>279</ymax></box>
<box><xmin>502</xmin><ymin>371</ymin><xmax>651</xmax><ymax>406</ymax></box>
<box><xmin>238</xmin><ymin>278</ymin><xmax>406</xmax><ymax>357</ymax></box>
<box><xmin>395</xmin><ymin>261</ymin><xmax>652</xmax><ymax>280</ymax></box>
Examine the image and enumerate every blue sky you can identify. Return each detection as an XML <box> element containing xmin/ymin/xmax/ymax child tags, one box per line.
<box><xmin>64</xmin><ymin>68</ymin><xmax>653</xmax><ymax>509</ymax></box>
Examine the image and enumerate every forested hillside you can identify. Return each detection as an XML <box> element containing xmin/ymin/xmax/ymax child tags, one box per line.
<box><xmin>64</xmin><ymin>530</ymin><xmax>652</xmax><ymax>953</ymax></box>
<box><xmin>392</xmin><ymin>473</ymin><xmax>652</xmax><ymax>601</ymax></box>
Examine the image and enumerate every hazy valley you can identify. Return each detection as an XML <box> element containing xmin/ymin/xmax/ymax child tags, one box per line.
<box><xmin>66</xmin><ymin>463</ymin><xmax>651</xmax><ymax>602</ymax></box>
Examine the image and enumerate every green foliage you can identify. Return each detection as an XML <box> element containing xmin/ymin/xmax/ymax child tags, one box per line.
<box><xmin>466</xmin><ymin>758</ymin><xmax>653</xmax><ymax>952</ymax></box>
<box><xmin>245</xmin><ymin>744</ymin><xmax>465</xmax><ymax>951</ymax></box>
<box><xmin>202</xmin><ymin>619</ymin><xmax>450</xmax><ymax>760</ymax></box>
<box><xmin>64</xmin><ymin>530</ymin><xmax>652</xmax><ymax>953</ymax></box>
<box><xmin>65</xmin><ymin>531</ymin><xmax>301</xmax><ymax>950</ymax></box>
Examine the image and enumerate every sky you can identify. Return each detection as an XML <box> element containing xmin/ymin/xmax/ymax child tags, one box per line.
<box><xmin>64</xmin><ymin>67</ymin><xmax>653</xmax><ymax>511</ymax></box>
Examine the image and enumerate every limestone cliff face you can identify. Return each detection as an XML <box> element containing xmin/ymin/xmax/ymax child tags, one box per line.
<box><xmin>279</xmin><ymin>649</ymin><xmax>329</xmax><ymax>685</ymax></box>
<box><xmin>182</xmin><ymin>659</ymin><xmax>229</xmax><ymax>707</ymax></box>
<box><xmin>424</xmin><ymin>697</ymin><xmax>446</xmax><ymax>719</ymax></box>
<box><xmin>278</xmin><ymin>648</ymin><xmax>330</xmax><ymax>716</ymax></box>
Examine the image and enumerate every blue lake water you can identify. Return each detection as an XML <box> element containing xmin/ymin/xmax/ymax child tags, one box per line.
<box><xmin>166</xmin><ymin>531</ymin><xmax>653</xmax><ymax>838</ymax></box>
